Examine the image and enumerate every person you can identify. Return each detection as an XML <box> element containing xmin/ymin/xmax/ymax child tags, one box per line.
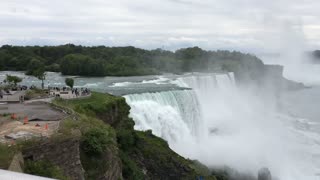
<box><xmin>0</xmin><ymin>90</ymin><xmax>3</xmax><ymax>99</ymax></box>
<box><xmin>75</xmin><ymin>88</ymin><xmax>79</xmax><ymax>97</ymax></box>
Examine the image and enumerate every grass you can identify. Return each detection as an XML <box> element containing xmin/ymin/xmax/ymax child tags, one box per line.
<box><xmin>53</xmin><ymin>92</ymin><xmax>120</xmax><ymax>113</ymax></box>
<box><xmin>54</xmin><ymin>92</ymin><xmax>131</xmax><ymax>124</ymax></box>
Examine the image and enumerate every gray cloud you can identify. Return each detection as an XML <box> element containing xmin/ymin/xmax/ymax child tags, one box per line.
<box><xmin>0</xmin><ymin>0</ymin><xmax>319</xmax><ymax>53</ymax></box>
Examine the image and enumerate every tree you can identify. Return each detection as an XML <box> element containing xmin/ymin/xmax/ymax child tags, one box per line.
<box><xmin>5</xmin><ymin>75</ymin><xmax>22</xmax><ymax>86</ymax></box>
<box><xmin>32</xmin><ymin>68</ymin><xmax>46</xmax><ymax>89</ymax></box>
<box><xmin>25</xmin><ymin>58</ymin><xmax>46</xmax><ymax>89</ymax></box>
<box><xmin>26</xmin><ymin>58</ymin><xmax>44</xmax><ymax>75</ymax></box>
<box><xmin>65</xmin><ymin>78</ymin><xmax>74</xmax><ymax>88</ymax></box>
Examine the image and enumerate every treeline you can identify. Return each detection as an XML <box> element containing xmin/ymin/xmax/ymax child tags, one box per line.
<box><xmin>0</xmin><ymin>44</ymin><xmax>263</xmax><ymax>76</ymax></box>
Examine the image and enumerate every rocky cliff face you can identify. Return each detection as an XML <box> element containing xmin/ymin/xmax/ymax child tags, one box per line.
<box><xmin>22</xmin><ymin>137</ymin><xmax>85</xmax><ymax>180</ymax></box>
<box><xmin>95</xmin><ymin>98</ymin><xmax>131</xmax><ymax>129</ymax></box>
<box><xmin>100</xmin><ymin>147</ymin><xmax>122</xmax><ymax>180</ymax></box>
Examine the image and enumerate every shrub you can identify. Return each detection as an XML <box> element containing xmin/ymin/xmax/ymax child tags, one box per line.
<box><xmin>116</xmin><ymin>128</ymin><xmax>136</xmax><ymax>151</ymax></box>
<box><xmin>24</xmin><ymin>160</ymin><xmax>68</xmax><ymax>180</ymax></box>
<box><xmin>82</xmin><ymin>127</ymin><xmax>111</xmax><ymax>155</ymax></box>
<box><xmin>119</xmin><ymin>151</ymin><xmax>144</xmax><ymax>180</ymax></box>
<box><xmin>5</xmin><ymin>75</ymin><xmax>22</xmax><ymax>86</ymax></box>
<box><xmin>65</xmin><ymin>78</ymin><xmax>74</xmax><ymax>88</ymax></box>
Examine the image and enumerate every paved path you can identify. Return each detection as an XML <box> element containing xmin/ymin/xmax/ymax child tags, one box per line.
<box><xmin>0</xmin><ymin>90</ymin><xmax>91</xmax><ymax>104</ymax></box>
<box><xmin>0</xmin><ymin>91</ymin><xmax>26</xmax><ymax>103</ymax></box>
<box><xmin>0</xmin><ymin>103</ymin><xmax>65</xmax><ymax>121</ymax></box>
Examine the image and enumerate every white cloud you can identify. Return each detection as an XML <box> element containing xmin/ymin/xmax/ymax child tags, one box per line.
<box><xmin>0</xmin><ymin>0</ymin><xmax>319</xmax><ymax>52</ymax></box>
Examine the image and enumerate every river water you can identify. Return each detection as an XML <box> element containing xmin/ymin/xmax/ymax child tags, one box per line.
<box><xmin>0</xmin><ymin>70</ymin><xmax>319</xmax><ymax>180</ymax></box>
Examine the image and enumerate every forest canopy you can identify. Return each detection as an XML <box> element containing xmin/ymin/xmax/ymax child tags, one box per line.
<box><xmin>0</xmin><ymin>44</ymin><xmax>263</xmax><ymax>76</ymax></box>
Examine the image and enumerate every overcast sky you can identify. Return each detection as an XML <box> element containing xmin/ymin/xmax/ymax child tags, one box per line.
<box><xmin>0</xmin><ymin>0</ymin><xmax>319</xmax><ymax>53</ymax></box>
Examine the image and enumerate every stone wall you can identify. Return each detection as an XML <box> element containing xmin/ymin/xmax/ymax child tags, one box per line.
<box><xmin>22</xmin><ymin>137</ymin><xmax>85</xmax><ymax>180</ymax></box>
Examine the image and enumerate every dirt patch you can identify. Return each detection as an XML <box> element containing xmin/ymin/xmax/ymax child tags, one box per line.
<box><xmin>0</xmin><ymin>102</ymin><xmax>66</xmax><ymax>144</ymax></box>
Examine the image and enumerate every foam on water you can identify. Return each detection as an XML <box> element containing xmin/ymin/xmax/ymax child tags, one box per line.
<box><xmin>111</xmin><ymin>76</ymin><xmax>171</xmax><ymax>87</ymax></box>
<box><xmin>111</xmin><ymin>82</ymin><xmax>134</xmax><ymax>87</ymax></box>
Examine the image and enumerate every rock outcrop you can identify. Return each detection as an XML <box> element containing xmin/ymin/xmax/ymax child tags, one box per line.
<box><xmin>22</xmin><ymin>137</ymin><xmax>85</xmax><ymax>180</ymax></box>
<box><xmin>100</xmin><ymin>147</ymin><xmax>123</xmax><ymax>180</ymax></box>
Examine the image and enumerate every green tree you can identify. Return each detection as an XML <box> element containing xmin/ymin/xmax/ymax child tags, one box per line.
<box><xmin>32</xmin><ymin>68</ymin><xmax>46</xmax><ymax>89</ymax></box>
<box><xmin>26</xmin><ymin>58</ymin><xmax>44</xmax><ymax>75</ymax></box>
<box><xmin>25</xmin><ymin>58</ymin><xmax>47</xmax><ymax>89</ymax></box>
<box><xmin>45</xmin><ymin>63</ymin><xmax>60</xmax><ymax>72</ymax></box>
<box><xmin>65</xmin><ymin>78</ymin><xmax>74</xmax><ymax>88</ymax></box>
<box><xmin>5</xmin><ymin>75</ymin><xmax>22</xmax><ymax>86</ymax></box>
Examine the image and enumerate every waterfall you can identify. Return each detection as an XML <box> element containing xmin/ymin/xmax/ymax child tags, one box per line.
<box><xmin>124</xmin><ymin>73</ymin><xmax>319</xmax><ymax>180</ymax></box>
<box><xmin>124</xmin><ymin>90</ymin><xmax>201</xmax><ymax>144</ymax></box>
<box><xmin>124</xmin><ymin>73</ymin><xmax>237</xmax><ymax>143</ymax></box>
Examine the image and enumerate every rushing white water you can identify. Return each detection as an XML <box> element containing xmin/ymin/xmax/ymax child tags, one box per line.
<box><xmin>125</xmin><ymin>90</ymin><xmax>200</xmax><ymax>143</ymax></box>
<box><xmin>125</xmin><ymin>73</ymin><xmax>320</xmax><ymax>180</ymax></box>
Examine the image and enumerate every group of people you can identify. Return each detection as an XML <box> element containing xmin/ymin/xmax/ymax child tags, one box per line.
<box><xmin>49</xmin><ymin>86</ymin><xmax>91</xmax><ymax>97</ymax></box>
<box><xmin>71</xmin><ymin>88</ymin><xmax>91</xmax><ymax>97</ymax></box>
